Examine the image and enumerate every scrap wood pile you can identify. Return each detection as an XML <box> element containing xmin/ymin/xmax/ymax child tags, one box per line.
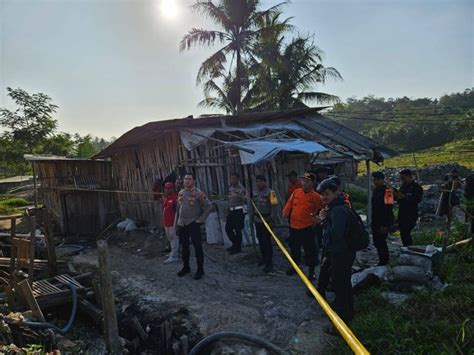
<box><xmin>0</xmin><ymin>209</ymin><xmax>101</xmax><ymax>353</ymax></box>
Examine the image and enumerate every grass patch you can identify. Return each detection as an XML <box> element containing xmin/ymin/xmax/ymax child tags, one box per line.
<box><xmin>0</xmin><ymin>197</ymin><xmax>29</xmax><ymax>215</ymax></box>
<box><xmin>359</xmin><ymin>138</ymin><xmax>474</xmax><ymax>174</ymax></box>
<box><xmin>331</xmin><ymin>223</ymin><xmax>474</xmax><ymax>354</ymax></box>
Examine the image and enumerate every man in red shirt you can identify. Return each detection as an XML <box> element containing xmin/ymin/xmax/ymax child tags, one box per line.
<box><xmin>163</xmin><ymin>182</ymin><xmax>178</xmax><ymax>263</ymax></box>
<box><xmin>287</xmin><ymin>171</ymin><xmax>303</xmax><ymax>201</ymax></box>
<box><xmin>283</xmin><ymin>172</ymin><xmax>324</xmax><ymax>280</ymax></box>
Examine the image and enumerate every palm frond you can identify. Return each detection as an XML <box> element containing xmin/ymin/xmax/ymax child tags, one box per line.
<box><xmin>179</xmin><ymin>28</ymin><xmax>229</xmax><ymax>51</ymax></box>
<box><xmin>191</xmin><ymin>1</ymin><xmax>233</xmax><ymax>30</ymax></box>
<box><xmin>297</xmin><ymin>91</ymin><xmax>341</xmax><ymax>104</ymax></box>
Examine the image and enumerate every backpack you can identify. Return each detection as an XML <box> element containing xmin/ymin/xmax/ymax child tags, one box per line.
<box><xmin>346</xmin><ymin>207</ymin><xmax>370</xmax><ymax>251</ymax></box>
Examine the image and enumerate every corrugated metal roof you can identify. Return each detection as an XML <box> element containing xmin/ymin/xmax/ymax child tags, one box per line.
<box><xmin>24</xmin><ymin>154</ymin><xmax>107</xmax><ymax>162</ymax></box>
<box><xmin>93</xmin><ymin>107</ymin><xmax>396</xmax><ymax>161</ymax></box>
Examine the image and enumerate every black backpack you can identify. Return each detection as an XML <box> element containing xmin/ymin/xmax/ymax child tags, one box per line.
<box><xmin>346</xmin><ymin>207</ymin><xmax>370</xmax><ymax>251</ymax></box>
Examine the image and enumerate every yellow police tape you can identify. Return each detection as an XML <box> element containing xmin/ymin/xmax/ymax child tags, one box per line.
<box><xmin>251</xmin><ymin>200</ymin><xmax>370</xmax><ymax>355</ymax></box>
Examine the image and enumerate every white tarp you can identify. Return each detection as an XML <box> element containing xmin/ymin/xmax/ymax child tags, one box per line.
<box><xmin>235</xmin><ymin>139</ymin><xmax>328</xmax><ymax>165</ymax></box>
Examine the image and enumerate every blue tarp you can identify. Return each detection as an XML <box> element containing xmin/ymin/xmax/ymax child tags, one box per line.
<box><xmin>235</xmin><ymin>139</ymin><xmax>328</xmax><ymax>165</ymax></box>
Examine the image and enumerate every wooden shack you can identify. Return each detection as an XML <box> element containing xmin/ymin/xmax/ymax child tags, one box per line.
<box><xmin>24</xmin><ymin>155</ymin><xmax>119</xmax><ymax>236</ymax></box>
<box><xmin>94</xmin><ymin>107</ymin><xmax>395</xmax><ymax>227</ymax></box>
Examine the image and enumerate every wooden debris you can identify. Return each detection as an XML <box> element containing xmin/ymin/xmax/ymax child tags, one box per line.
<box><xmin>17</xmin><ymin>279</ymin><xmax>45</xmax><ymax>323</ymax></box>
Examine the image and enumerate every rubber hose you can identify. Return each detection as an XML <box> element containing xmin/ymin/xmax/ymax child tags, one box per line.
<box><xmin>188</xmin><ymin>331</ymin><xmax>288</xmax><ymax>355</ymax></box>
<box><xmin>23</xmin><ymin>283</ymin><xmax>78</xmax><ymax>335</ymax></box>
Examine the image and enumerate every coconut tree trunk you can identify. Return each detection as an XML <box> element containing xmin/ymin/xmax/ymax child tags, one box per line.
<box><xmin>236</xmin><ymin>47</ymin><xmax>242</xmax><ymax>114</ymax></box>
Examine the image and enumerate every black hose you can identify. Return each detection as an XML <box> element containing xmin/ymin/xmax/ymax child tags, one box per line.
<box><xmin>188</xmin><ymin>331</ymin><xmax>288</xmax><ymax>355</ymax></box>
<box><xmin>23</xmin><ymin>283</ymin><xmax>78</xmax><ymax>335</ymax></box>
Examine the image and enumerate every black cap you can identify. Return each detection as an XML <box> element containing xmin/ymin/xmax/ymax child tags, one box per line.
<box><xmin>327</xmin><ymin>175</ymin><xmax>342</xmax><ymax>187</ymax></box>
<box><xmin>317</xmin><ymin>178</ymin><xmax>339</xmax><ymax>193</ymax></box>
<box><xmin>256</xmin><ymin>175</ymin><xmax>267</xmax><ymax>182</ymax></box>
<box><xmin>400</xmin><ymin>169</ymin><xmax>413</xmax><ymax>176</ymax></box>
<box><xmin>301</xmin><ymin>172</ymin><xmax>317</xmax><ymax>181</ymax></box>
<box><xmin>372</xmin><ymin>171</ymin><xmax>385</xmax><ymax>180</ymax></box>
<box><xmin>288</xmin><ymin>170</ymin><xmax>298</xmax><ymax>177</ymax></box>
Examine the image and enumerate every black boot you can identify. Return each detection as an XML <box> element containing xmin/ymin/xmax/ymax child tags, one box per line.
<box><xmin>263</xmin><ymin>264</ymin><xmax>273</xmax><ymax>273</ymax></box>
<box><xmin>194</xmin><ymin>269</ymin><xmax>204</xmax><ymax>280</ymax></box>
<box><xmin>177</xmin><ymin>266</ymin><xmax>191</xmax><ymax>277</ymax></box>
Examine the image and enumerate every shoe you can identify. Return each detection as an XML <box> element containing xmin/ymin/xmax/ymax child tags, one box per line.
<box><xmin>286</xmin><ymin>268</ymin><xmax>296</xmax><ymax>276</ymax></box>
<box><xmin>229</xmin><ymin>249</ymin><xmax>241</xmax><ymax>255</ymax></box>
<box><xmin>164</xmin><ymin>257</ymin><xmax>177</xmax><ymax>264</ymax></box>
<box><xmin>194</xmin><ymin>270</ymin><xmax>204</xmax><ymax>280</ymax></box>
<box><xmin>177</xmin><ymin>267</ymin><xmax>191</xmax><ymax>277</ymax></box>
<box><xmin>257</xmin><ymin>260</ymin><xmax>265</xmax><ymax>267</ymax></box>
<box><xmin>226</xmin><ymin>246</ymin><xmax>234</xmax><ymax>252</ymax></box>
<box><xmin>263</xmin><ymin>265</ymin><xmax>273</xmax><ymax>273</ymax></box>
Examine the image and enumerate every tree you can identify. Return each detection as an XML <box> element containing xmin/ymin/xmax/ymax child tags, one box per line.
<box><xmin>180</xmin><ymin>0</ymin><xmax>287</xmax><ymax>114</ymax></box>
<box><xmin>75</xmin><ymin>134</ymin><xmax>96</xmax><ymax>158</ymax></box>
<box><xmin>251</xmin><ymin>33</ymin><xmax>342</xmax><ymax>110</ymax></box>
<box><xmin>0</xmin><ymin>87</ymin><xmax>58</xmax><ymax>153</ymax></box>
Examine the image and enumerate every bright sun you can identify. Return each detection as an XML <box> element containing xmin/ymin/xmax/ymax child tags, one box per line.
<box><xmin>160</xmin><ymin>0</ymin><xmax>179</xmax><ymax>20</ymax></box>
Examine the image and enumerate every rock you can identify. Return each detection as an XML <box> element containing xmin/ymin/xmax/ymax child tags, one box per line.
<box><xmin>388</xmin><ymin>265</ymin><xmax>431</xmax><ymax>283</ymax></box>
<box><xmin>381</xmin><ymin>292</ymin><xmax>410</xmax><ymax>306</ymax></box>
<box><xmin>351</xmin><ymin>266</ymin><xmax>390</xmax><ymax>290</ymax></box>
<box><xmin>398</xmin><ymin>254</ymin><xmax>432</xmax><ymax>273</ymax></box>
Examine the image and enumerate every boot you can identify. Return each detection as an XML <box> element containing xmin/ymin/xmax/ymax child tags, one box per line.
<box><xmin>286</xmin><ymin>267</ymin><xmax>296</xmax><ymax>276</ymax></box>
<box><xmin>194</xmin><ymin>268</ymin><xmax>204</xmax><ymax>280</ymax></box>
<box><xmin>308</xmin><ymin>266</ymin><xmax>316</xmax><ymax>280</ymax></box>
<box><xmin>263</xmin><ymin>264</ymin><xmax>273</xmax><ymax>273</ymax></box>
<box><xmin>177</xmin><ymin>266</ymin><xmax>191</xmax><ymax>277</ymax></box>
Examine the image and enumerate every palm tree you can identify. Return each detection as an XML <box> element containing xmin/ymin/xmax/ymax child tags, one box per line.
<box><xmin>252</xmin><ymin>33</ymin><xmax>343</xmax><ymax>111</ymax></box>
<box><xmin>180</xmin><ymin>0</ymin><xmax>287</xmax><ymax>114</ymax></box>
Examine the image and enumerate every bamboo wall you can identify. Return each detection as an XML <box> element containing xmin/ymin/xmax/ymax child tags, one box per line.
<box><xmin>109</xmin><ymin>131</ymin><xmax>357</xmax><ymax>227</ymax></box>
<box><xmin>35</xmin><ymin>160</ymin><xmax>119</xmax><ymax>236</ymax></box>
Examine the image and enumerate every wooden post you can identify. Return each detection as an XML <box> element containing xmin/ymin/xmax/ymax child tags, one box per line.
<box><xmin>244</xmin><ymin>165</ymin><xmax>257</xmax><ymax>252</ymax></box>
<box><xmin>366</xmin><ymin>160</ymin><xmax>372</xmax><ymax>227</ymax></box>
<box><xmin>97</xmin><ymin>240</ymin><xmax>121</xmax><ymax>354</ymax></box>
<box><xmin>18</xmin><ymin>279</ymin><xmax>46</xmax><ymax>322</ymax></box>
<box><xmin>44</xmin><ymin>213</ymin><xmax>57</xmax><ymax>275</ymax></box>
<box><xmin>9</xmin><ymin>218</ymin><xmax>16</xmax><ymax>277</ymax></box>
<box><xmin>28</xmin><ymin>216</ymin><xmax>36</xmax><ymax>284</ymax></box>
<box><xmin>32</xmin><ymin>163</ymin><xmax>38</xmax><ymax>207</ymax></box>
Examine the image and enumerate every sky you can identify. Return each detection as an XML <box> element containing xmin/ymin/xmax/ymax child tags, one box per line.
<box><xmin>0</xmin><ymin>0</ymin><xmax>472</xmax><ymax>139</ymax></box>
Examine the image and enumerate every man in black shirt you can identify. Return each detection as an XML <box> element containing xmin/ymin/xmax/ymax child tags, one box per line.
<box><xmin>371</xmin><ymin>172</ymin><xmax>394</xmax><ymax>265</ymax></box>
<box><xmin>396</xmin><ymin>169</ymin><xmax>423</xmax><ymax>246</ymax></box>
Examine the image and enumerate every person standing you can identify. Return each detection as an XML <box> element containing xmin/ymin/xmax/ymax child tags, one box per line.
<box><xmin>287</xmin><ymin>171</ymin><xmax>303</xmax><ymax>201</ymax></box>
<box><xmin>396</xmin><ymin>169</ymin><xmax>423</xmax><ymax>246</ymax></box>
<box><xmin>225</xmin><ymin>173</ymin><xmax>247</xmax><ymax>255</ymax></box>
<box><xmin>371</xmin><ymin>172</ymin><xmax>394</xmax><ymax>266</ymax></box>
<box><xmin>176</xmin><ymin>173</ymin><xmax>213</xmax><ymax>280</ymax></box>
<box><xmin>253</xmin><ymin>175</ymin><xmax>278</xmax><ymax>273</ymax></box>
<box><xmin>316</xmin><ymin>178</ymin><xmax>356</xmax><ymax>327</ymax></box>
<box><xmin>283</xmin><ymin>172</ymin><xmax>323</xmax><ymax>279</ymax></box>
<box><xmin>163</xmin><ymin>182</ymin><xmax>179</xmax><ymax>263</ymax></box>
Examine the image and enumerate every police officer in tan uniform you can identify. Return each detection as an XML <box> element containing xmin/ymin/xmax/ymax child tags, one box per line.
<box><xmin>253</xmin><ymin>175</ymin><xmax>278</xmax><ymax>273</ymax></box>
<box><xmin>226</xmin><ymin>173</ymin><xmax>247</xmax><ymax>255</ymax></box>
<box><xmin>176</xmin><ymin>173</ymin><xmax>212</xmax><ymax>280</ymax></box>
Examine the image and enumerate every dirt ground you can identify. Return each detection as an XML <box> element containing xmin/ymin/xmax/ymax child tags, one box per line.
<box><xmin>70</xmin><ymin>228</ymin><xmax>343</xmax><ymax>354</ymax></box>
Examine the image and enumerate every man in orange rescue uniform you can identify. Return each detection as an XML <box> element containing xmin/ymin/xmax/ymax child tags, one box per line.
<box><xmin>283</xmin><ymin>172</ymin><xmax>324</xmax><ymax>280</ymax></box>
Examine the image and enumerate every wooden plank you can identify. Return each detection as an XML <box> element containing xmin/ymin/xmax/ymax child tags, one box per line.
<box><xmin>18</xmin><ymin>279</ymin><xmax>46</xmax><ymax>322</ymax></box>
<box><xmin>97</xmin><ymin>240</ymin><xmax>121</xmax><ymax>354</ymax></box>
<box><xmin>28</xmin><ymin>216</ymin><xmax>36</xmax><ymax>284</ymax></box>
<box><xmin>44</xmin><ymin>212</ymin><xmax>57</xmax><ymax>275</ymax></box>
